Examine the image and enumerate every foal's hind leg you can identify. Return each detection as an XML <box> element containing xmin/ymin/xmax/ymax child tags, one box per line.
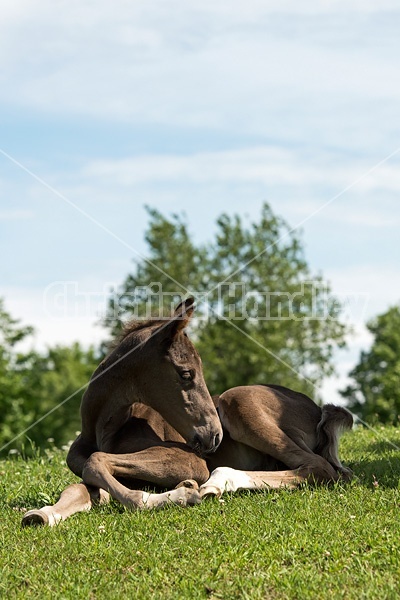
<box><xmin>218</xmin><ymin>396</ymin><xmax>341</xmax><ymax>486</ymax></box>
<box><xmin>198</xmin><ymin>451</ymin><xmax>337</xmax><ymax>499</ymax></box>
<box><xmin>82</xmin><ymin>446</ymin><xmax>209</xmax><ymax>509</ymax></box>
<box><xmin>200</xmin><ymin>467</ymin><xmax>303</xmax><ymax>498</ymax></box>
<box><xmin>22</xmin><ymin>483</ymin><xmax>110</xmax><ymax>527</ymax></box>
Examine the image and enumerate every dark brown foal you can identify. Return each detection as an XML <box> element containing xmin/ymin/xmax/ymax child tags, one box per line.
<box><xmin>23</xmin><ymin>302</ymin><xmax>352</xmax><ymax>526</ymax></box>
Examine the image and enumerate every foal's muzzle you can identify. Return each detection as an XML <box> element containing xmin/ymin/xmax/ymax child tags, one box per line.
<box><xmin>190</xmin><ymin>431</ymin><xmax>222</xmax><ymax>455</ymax></box>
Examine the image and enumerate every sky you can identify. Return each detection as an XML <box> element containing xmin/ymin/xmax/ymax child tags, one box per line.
<box><xmin>1</xmin><ymin>1</ymin><xmax>400</xmax><ymax>403</ymax></box>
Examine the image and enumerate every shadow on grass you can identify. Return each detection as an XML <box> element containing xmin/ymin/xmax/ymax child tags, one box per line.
<box><xmin>349</xmin><ymin>455</ymin><xmax>400</xmax><ymax>489</ymax></box>
<box><xmin>364</xmin><ymin>438</ymin><xmax>400</xmax><ymax>453</ymax></box>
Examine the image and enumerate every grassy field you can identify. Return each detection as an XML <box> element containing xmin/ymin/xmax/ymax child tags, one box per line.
<box><xmin>1</xmin><ymin>425</ymin><xmax>400</xmax><ymax>599</ymax></box>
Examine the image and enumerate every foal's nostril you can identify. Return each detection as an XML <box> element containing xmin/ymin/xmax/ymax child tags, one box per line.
<box><xmin>213</xmin><ymin>433</ymin><xmax>221</xmax><ymax>450</ymax></box>
<box><xmin>190</xmin><ymin>431</ymin><xmax>222</xmax><ymax>455</ymax></box>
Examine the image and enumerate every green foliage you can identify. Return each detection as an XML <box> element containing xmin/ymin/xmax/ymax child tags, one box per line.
<box><xmin>0</xmin><ymin>299</ymin><xmax>36</xmax><ymax>449</ymax></box>
<box><xmin>105</xmin><ymin>203</ymin><xmax>347</xmax><ymax>396</ymax></box>
<box><xmin>341</xmin><ymin>305</ymin><xmax>400</xmax><ymax>424</ymax></box>
<box><xmin>2</xmin><ymin>426</ymin><xmax>400</xmax><ymax>599</ymax></box>
<box><xmin>0</xmin><ymin>299</ymin><xmax>98</xmax><ymax>454</ymax></box>
<box><xmin>0</xmin><ymin>202</ymin><xmax>349</xmax><ymax>453</ymax></box>
<box><xmin>21</xmin><ymin>343</ymin><xmax>99</xmax><ymax>449</ymax></box>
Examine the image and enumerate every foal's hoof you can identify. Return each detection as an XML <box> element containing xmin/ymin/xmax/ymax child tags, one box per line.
<box><xmin>165</xmin><ymin>486</ymin><xmax>202</xmax><ymax>507</ymax></box>
<box><xmin>175</xmin><ymin>479</ymin><xmax>199</xmax><ymax>491</ymax></box>
<box><xmin>199</xmin><ymin>485</ymin><xmax>222</xmax><ymax>499</ymax></box>
<box><xmin>21</xmin><ymin>510</ymin><xmax>49</xmax><ymax>527</ymax></box>
<box><xmin>337</xmin><ymin>466</ymin><xmax>353</xmax><ymax>482</ymax></box>
<box><xmin>183</xmin><ymin>489</ymin><xmax>202</xmax><ymax>506</ymax></box>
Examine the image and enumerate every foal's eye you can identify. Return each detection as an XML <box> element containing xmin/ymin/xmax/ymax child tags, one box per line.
<box><xmin>180</xmin><ymin>370</ymin><xmax>193</xmax><ymax>381</ymax></box>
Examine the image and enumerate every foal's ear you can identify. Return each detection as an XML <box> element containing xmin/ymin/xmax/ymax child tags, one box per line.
<box><xmin>173</xmin><ymin>296</ymin><xmax>195</xmax><ymax>324</ymax></box>
<box><xmin>157</xmin><ymin>297</ymin><xmax>195</xmax><ymax>347</ymax></box>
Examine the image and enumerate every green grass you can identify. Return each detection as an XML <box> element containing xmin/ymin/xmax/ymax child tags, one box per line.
<box><xmin>2</xmin><ymin>426</ymin><xmax>400</xmax><ymax>599</ymax></box>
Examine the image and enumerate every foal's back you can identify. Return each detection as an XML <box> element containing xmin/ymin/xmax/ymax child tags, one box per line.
<box><xmin>208</xmin><ymin>384</ymin><xmax>336</xmax><ymax>474</ymax></box>
<box><xmin>218</xmin><ymin>384</ymin><xmax>321</xmax><ymax>436</ymax></box>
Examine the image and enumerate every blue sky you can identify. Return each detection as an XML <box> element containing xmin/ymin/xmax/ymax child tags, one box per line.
<box><xmin>1</xmin><ymin>1</ymin><xmax>400</xmax><ymax>402</ymax></box>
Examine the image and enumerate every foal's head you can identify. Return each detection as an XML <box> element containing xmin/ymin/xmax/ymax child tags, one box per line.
<box><xmin>124</xmin><ymin>298</ymin><xmax>222</xmax><ymax>455</ymax></box>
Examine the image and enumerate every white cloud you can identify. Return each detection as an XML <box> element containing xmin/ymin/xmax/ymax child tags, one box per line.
<box><xmin>0</xmin><ymin>209</ymin><xmax>33</xmax><ymax>220</ymax></box>
<box><xmin>324</xmin><ymin>265</ymin><xmax>400</xmax><ymax>323</ymax></box>
<box><xmin>1</xmin><ymin>284</ymin><xmax>110</xmax><ymax>351</ymax></box>
<box><xmin>1</xmin><ymin>0</ymin><xmax>399</xmax><ymax>145</ymax></box>
<box><xmin>79</xmin><ymin>147</ymin><xmax>400</xmax><ymax>228</ymax></box>
<box><xmin>80</xmin><ymin>146</ymin><xmax>399</xmax><ymax>188</ymax></box>
<box><xmin>81</xmin><ymin>147</ymin><xmax>323</xmax><ymax>185</ymax></box>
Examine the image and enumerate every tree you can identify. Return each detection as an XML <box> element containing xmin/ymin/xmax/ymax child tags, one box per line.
<box><xmin>22</xmin><ymin>343</ymin><xmax>99</xmax><ymax>449</ymax></box>
<box><xmin>341</xmin><ymin>305</ymin><xmax>400</xmax><ymax>424</ymax></box>
<box><xmin>0</xmin><ymin>299</ymin><xmax>36</xmax><ymax>450</ymax></box>
<box><xmin>104</xmin><ymin>203</ymin><xmax>347</xmax><ymax>398</ymax></box>
<box><xmin>0</xmin><ymin>299</ymin><xmax>99</xmax><ymax>454</ymax></box>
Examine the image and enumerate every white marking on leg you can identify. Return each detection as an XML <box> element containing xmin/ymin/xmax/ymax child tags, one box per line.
<box><xmin>40</xmin><ymin>507</ymin><xmax>64</xmax><ymax>526</ymax></box>
<box><xmin>141</xmin><ymin>492</ymin><xmax>150</xmax><ymax>504</ymax></box>
<box><xmin>200</xmin><ymin>467</ymin><xmax>255</xmax><ymax>497</ymax></box>
<box><xmin>141</xmin><ymin>487</ymin><xmax>200</xmax><ymax>509</ymax></box>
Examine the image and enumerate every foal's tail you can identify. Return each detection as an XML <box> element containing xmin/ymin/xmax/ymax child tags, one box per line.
<box><xmin>314</xmin><ymin>404</ymin><xmax>353</xmax><ymax>477</ymax></box>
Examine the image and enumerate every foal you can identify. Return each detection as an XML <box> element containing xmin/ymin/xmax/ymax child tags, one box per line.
<box><xmin>22</xmin><ymin>298</ymin><xmax>352</xmax><ymax>526</ymax></box>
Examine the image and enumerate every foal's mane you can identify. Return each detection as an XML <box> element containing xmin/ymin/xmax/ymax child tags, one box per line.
<box><xmin>113</xmin><ymin>316</ymin><xmax>167</xmax><ymax>346</ymax></box>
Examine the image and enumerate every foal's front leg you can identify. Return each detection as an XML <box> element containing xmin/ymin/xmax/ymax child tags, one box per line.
<box><xmin>82</xmin><ymin>446</ymin><xmax>209</xmax><ymax>509</ymax></box>
<box><xmin>22</xmin><ymin>483</ymin><xmax>110</xmax><ymax>527</ymax></box>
